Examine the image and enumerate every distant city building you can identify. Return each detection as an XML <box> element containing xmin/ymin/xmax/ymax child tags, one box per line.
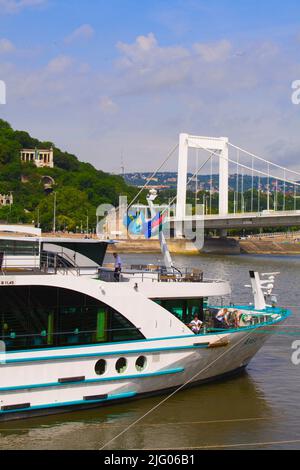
<box><xmin>20</xmin><ymin>147</ymin><xmax>54</xmax><ymax>168</ymax></box>
<box><xmin>0</xmin><ymin>193</ymin><xmax>13</xmax><ymax>207</ymax></box>
<box><xmin>138</xmin><ymin>185</ymin><xmax>170</xmax><ymax>190</ymax></box>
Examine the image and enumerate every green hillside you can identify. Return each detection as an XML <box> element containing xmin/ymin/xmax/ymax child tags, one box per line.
<box><xmin>0</xmin><ymin>119</ymin><xmax>138</xmax><ymax>232</ymax></box>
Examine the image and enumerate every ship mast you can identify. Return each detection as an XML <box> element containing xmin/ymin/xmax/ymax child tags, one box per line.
<box><xmin>146</xmin><ymin>189</ymin><xmax>173</xmax><ymax>270</ymax></box>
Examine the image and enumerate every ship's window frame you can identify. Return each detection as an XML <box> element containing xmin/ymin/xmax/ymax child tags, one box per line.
<box><xmin>154</xmin><ymin>298</ymin><xmax>204</xmax><ymax>325</ymax></box>
<box><xmin>0</xmin><ymin>285</ymin><xmax>144</xmax><ymax>351</ymax></box>
<box><xmin>116</xmin><ymin>357</ymin><xmax>127</xmax><ymax>374</ymax></box>
<box><xmin>0</xmin><ymin>239</ymin><xmax>39</xmax><ymax>256</ymax></box>
<box><xmin>135</xmin><ymin>356</ymin><xmax>147</xmax><ymax>372</ymax></box>
<box><xmin>95</xmin><ymin>359</ymin><xmax>107</xmax><ymax>376</ymax></box>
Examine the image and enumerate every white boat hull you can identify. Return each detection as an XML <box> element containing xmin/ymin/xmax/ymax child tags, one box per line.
<box><xmin>0</xmin><ymin>325</ymin><xmax>274</xmax><ymax>421</ymax></box>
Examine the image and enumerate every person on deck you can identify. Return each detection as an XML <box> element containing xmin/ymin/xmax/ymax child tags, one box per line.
<box><xmin>189</xmin><ymin>314</ymin><xmax>203</xmax><ymax>334</ymax></box>
<box><xmin>113</xmin><ymin>252</ymin><xmax>122</xmax><ymax>282</ymax></box>
<box><xmin>215</xmin><ymin>308</ymin><xmax>230</xmax><ymax>327</ymax></box>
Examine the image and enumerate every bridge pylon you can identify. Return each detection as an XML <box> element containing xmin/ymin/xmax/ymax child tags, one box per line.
<box><xmin>175</xmin><ymin>134</ymin><xmax>229</xmax><ymax>234</ymax></box>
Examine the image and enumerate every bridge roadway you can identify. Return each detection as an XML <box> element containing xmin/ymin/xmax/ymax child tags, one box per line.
<box><xmin>169</xmin><ymin>210</ymin><xmax>300</xmax><ymax>232</ymax></box>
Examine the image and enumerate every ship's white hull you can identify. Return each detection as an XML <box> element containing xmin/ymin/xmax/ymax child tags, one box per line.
<box><xmin>0</xmin><ymin>325</ymin><xmax>273</xmax><ymax>421</ymax></box>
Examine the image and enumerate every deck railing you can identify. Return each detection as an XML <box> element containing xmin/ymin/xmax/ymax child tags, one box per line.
<box><xmin>98</xmin><ymin>265</ymin><xmax>203</xmax><ymax>283</ymax></box>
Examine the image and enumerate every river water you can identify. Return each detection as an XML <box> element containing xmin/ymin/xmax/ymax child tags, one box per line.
<box><xmin>0</xmin><ymin>254</ymin><xmax>299</xmax><ymax>450</ymax></box>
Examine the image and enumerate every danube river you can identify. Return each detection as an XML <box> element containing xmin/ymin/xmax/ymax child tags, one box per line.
<box><xmin>0</xmin><ymin>254</ymin><xmax>299</xmax><ymax>450</ymax></box>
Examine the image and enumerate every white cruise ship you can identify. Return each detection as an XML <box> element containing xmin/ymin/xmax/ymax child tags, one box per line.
<box><xmin>0</xmin><ymin>223</ymin><xmax>290</xmax><ymax>421</ymax></box>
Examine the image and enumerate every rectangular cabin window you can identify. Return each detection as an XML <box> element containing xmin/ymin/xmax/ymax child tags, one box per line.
<box><xmin>0</xmin><ymin>286</ymin><xmax>144</xmax><ymax>351</ymax></box>
<box><xmin>0</xmin><ymin>240</ymin><xmax>39</xmax><ymax>256</ymax></box>
<box><xmin>154</xmin><ymin>298</ymin><xmax>204</xmax><ymax>325</ymax></box>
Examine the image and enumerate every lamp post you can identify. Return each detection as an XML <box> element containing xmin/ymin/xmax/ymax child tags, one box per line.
<box><xmin>53</xmin><ymin>192</ymin><xmax>57</xmax><ymax>233</ymax></box>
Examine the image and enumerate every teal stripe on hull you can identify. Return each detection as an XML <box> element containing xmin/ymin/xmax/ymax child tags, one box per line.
<box><xmin>0</xmin><ymin>391</ymin><xmax>137</xmax><ymax>414</ymax></box>
<box><xmin>0</xmin><ymin>367</ymin><xmax>184</xmax><ymax>393</ymax></box>
<box><xmin>2</xmin><ymin>344</ymin><xmax>209</xmax><ymax>365</ymax></box>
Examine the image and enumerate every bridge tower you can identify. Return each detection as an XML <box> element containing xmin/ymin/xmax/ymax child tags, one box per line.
<box><xmin>176</xmin><ymin>133</ymin><xmax>229</xmax><ymax>219</ymax></box>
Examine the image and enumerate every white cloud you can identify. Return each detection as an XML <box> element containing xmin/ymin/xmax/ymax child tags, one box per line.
<box><xmin>0</xmin><ymin>38</ymin><xmax>15</xmax><ymax>54</ymax></box>
<box><xmin>117</xmin><ymin>32</ymin><xmax>189</xmax><ymax>70</ymax></box>
<box><xmin>115</xmin><ymin>33</ymin><xmax>191</xmax><ymax>94</ymax></box>
<box><xmin>65</xmin><ymin>24</ymin><xmax>95</xmax><ymax>45</ymax></box>
<box><xmin>3</xmin><ymin>31</ymin><xmax>300</xmax><ymax>173</ymax></box>
<box><xmin>0</xmin><ymin>0</ymin><xmax>47</xmax><ymax>14</ymax></box>
<box><xmin>193</xmin><ymin>39</ymin><xmax>232</xmax><ymax>62</ymax></box>
<box><xmin>45</xmin><ymin>55</ymin><xmax>73</xmax><ymax>74</ymax></box>
<box><xmin>99</xmin><ymin>96</ymin><xmax>118</xmax><ymax>114</ymax></box>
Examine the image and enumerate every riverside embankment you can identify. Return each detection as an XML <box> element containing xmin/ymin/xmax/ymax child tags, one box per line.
<box><xmin>107</xmin><ymin>237</ymin><xmax>300</xmax><ymax>255</ymax></box>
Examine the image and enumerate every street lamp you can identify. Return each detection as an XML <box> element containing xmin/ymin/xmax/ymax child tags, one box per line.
<box><xmin>53</xmin><ymin>192</ymin><xmax>57</xmax><ymax>233</ymax></box>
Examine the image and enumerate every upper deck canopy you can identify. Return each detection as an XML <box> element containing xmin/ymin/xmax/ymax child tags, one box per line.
<box><xmin>0</xmin><ymin>235</ymin><xmax>115</xmax><ymax>269</ymax></box>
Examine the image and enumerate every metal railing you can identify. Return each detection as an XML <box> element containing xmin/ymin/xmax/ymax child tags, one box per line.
<box><xmin>201</xmin><ymin>306</ymin><xmax>287</xmax><ymax>332</ymax></box>
<box><xmin>98</xmin><ymin>264</ymin><xmax>203</xmax><ymax>283</ymax></box>
<box><xmin>2</xmin><ymin>326</ymin><xmax>143</xmax><ymax>349</ymax></box>
<box><xmin>40</xmin><ymin>251</ymin><xmax>81</xmax><ymax>275</ymax></box>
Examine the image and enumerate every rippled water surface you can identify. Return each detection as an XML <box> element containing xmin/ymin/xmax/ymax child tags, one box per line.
<box><xmin>0</xmin><ymin>254</ymin><xmax>299</xmax><ymax>450</ymax></box>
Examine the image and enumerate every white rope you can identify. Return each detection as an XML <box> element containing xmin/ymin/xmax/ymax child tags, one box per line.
<box><xmin>138</xmin><ymin>438</ymin><xmax>300</xmax><ymax>450</ymax></box>
<box><xmin>96</xmin><ymin>416</ymin><xmax>273</xmax><ymax>429</ymax></box>
<box><xmin>99</xmin><ymin>328</ymin><xmax>254</xmax><ymax>450</ymax></box>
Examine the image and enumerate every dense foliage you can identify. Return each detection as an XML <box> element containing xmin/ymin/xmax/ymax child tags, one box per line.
<box><xmin>0</xmin><ymin>119</ymin><xmax>139</xmax><ymax>232</ymax></box>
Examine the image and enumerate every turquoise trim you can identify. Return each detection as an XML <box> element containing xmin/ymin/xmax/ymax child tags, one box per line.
<box><xmin>207</xmin><ymin>308</ymin><xmax>291</xmax><ymax>335</ymax></box>
<box><xmin>0</xmin><ymin>367</ymin><xmax>184</xmax><ymax>393</ymax></box>
<box><xmin>4</xmin><ymin>334</ymin><xmax>197</xmax><ymax>355</ymax></box>
<box><xmin>1</xmin><ymin>306</ymin><xmax>291</xmax><ymax>364</ymax></box>
<box><xmin>2</xmin><ymin>344</ymin><xmax>208</xmax><ymax>365</ymax></box>
<box><xmin>0</xmin><ymin>391</ymin><xmax>136</xmax><ymax>414</ymax></box>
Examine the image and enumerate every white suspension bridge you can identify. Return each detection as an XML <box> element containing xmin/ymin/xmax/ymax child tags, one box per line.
<box><xmin>171</xmin><ymin>133</ymin><xmax>300</xmax><ymax>236</ymax></box>
<box><xmin>127</xmin><ymin>133</ymin><xmax>300</xmax><ymax>238</ymax></box>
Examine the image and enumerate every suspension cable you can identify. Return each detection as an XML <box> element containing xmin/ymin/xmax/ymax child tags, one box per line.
<box><xmin>127</xmin><ymin>143</ymin><xmax>179</xmax><ymax>209</ymax></box>
<box><xmin>209</xmin><ymin>153</ymin><xmax>213</xmax><ymax>214</ymax></box>
<box><xmin>241</xmin><ymin>166</ymin><xmax>244</xmax><ymax>213</ymax></box>
<box><xmin>236</xmin><ymin>149</ymin><xmax>239</xmax><ymax>213</ymax></box>
<box><xmin>267</xmin><ymin>163</ymin><xmax>270</xmax><ymax>212</ymax></box>
<box><xmin>283</xmin><ymin>169</ymin><xmax>286</xmax><ymax>211</ymax></box>
<box><xmin>193</xmin><ymin>144</ymin><xmax>300</xmax><ymax>189</ymax></box>
<box><xmin>251</xmin><ymin>157</ymin><xmax>254</xmax><ymax>213</ymax></box>
<box><xmin>228</xmin><ymin>142</ymin><xmax>300</xmax><ymax>179</ymax></box>
<box><xmin>155</xmin><ymin>152</ymin><xmax>214</xmax><ymax>221</ymax></box>
<box><xmin>258</xmin><ymin>175</ymin><xmax>261</xmax><ymax>213</ymax></box>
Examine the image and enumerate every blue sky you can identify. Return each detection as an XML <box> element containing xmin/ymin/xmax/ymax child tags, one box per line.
<box><xmin>1</xmin><ymin>0</ymin><xmax>300</xmax><ymax>174</ymax></box>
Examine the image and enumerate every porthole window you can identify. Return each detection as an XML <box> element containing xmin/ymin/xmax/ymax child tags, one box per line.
<box><xmin>116</xmin><ymin>357</ymin><xmax>127</xmax><ymax>374</ymax></box>
<box><xmin>95</xmin><ymin>359</ymin><xmax>106</xmax><ymax>376</ymax></box>
<box><xmin>135</xmin><ymin>356</ymin><xmax>147</xmax><ymax>372</ymax></box>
